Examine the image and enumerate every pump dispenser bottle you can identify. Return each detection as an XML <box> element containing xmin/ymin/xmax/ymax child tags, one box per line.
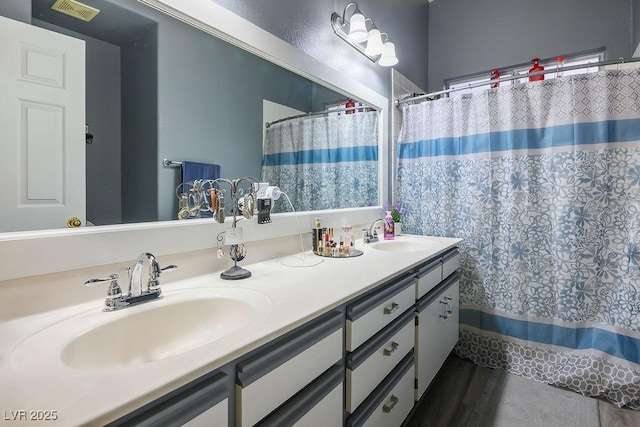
<box><xmin>384</xmin><ymin>211</ymin><xmax>395</xmax><ymax>240</ymax></box>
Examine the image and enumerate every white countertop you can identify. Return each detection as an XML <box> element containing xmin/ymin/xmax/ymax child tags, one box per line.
<box><xmin>0</xmin><ymin>235</ymin><xmax>460</xmax><ymax>426</ymax></box>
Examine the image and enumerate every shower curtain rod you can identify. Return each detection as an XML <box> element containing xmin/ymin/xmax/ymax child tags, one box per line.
<box><xmin>395</xmin><ymin>56</ymin><xmax>640</xmax><ymax>106</ymax></box>
<box><xmin>265</xmin><ymin>106</ymin><xmax>375</xmax><ymax>128</ymax></box>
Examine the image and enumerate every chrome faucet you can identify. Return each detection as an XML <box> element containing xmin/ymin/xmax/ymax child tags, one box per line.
<box><xmin>128</xmin><ymin>252</ymin><xmax>167</xmax><ymax>297</ymax></box>
<box><xmin>363</xmin><ymin>219</ymin><xmax>386</xmax><ymax>243</ymax></box>
<box><xmin>84</xmin><ymin>252</ymin><xmax>177</xmax><ymax>311</ymax></box>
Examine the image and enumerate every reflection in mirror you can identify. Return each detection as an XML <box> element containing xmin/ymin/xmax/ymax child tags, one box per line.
<box><xmin>263</xmin><ymin>108</ymin><xmax>378</xmax><ymax>213</ymax></box>
<box><xmin>0</xmin><ymin>0</ymin><xmax>380</xmax><ymax>233</ymax></box>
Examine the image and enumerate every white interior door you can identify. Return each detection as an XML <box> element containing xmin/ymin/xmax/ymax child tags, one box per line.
<box><xmin>0</xmin><ymin>15</ymin><xmax>85</xmax><ymax>232</ymax></box>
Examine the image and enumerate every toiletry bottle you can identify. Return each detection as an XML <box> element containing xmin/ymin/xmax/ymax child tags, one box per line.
<box><xmin>324</xmin><ymin>229</ymin><xmax>331</xmax><ymax>256</ymax></box>
<box><xmin>384</xmin><ymin>211</ymin><xmax>395</xmax><ymax>240</ymax></box>
<box><xmin>556</xmin><ymin>55</ymin><xmax>564</xmax><ymax>78</ymax></box>
<box><xmin>490</xmin><ymin>69</ymin><xmax>500</xmax><ymax>88</ymax></box>
<box><xmin>529</xmin><ymin>57</ymin><xmax>544</xmax><ymax>81</ymax></box>
<box><xmin>312</xmin><ymin>218</ymin><xmax>321</xmax><ymax>254</ymax></box>
<box><xmin>345</xmin><ymin>98</ymin><xmax>355</xmax><ymax>114</ymax></box>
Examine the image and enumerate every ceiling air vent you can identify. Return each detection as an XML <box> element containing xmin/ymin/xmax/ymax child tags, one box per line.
<box><xmin>51</xmin><ymin>0</ymin><xmax>100</xmax><ymax>22</ymax></box>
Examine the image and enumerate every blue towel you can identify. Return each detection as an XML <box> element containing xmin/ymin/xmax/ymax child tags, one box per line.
<box><xmin>181</xmin><ymin>161</ymin><xmax>220</xmax><ymax>218</ymax></box>
<box><xmin>181</xmin><ymin>161</ymin><xmax>220</xmax><ymax>183</ymax></box>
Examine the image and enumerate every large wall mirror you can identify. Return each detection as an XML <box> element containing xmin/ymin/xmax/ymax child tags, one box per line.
<box><xmin>1</xmin><ymin>0</ymin><xmax>386</xmax><ymax>233</ymax></box>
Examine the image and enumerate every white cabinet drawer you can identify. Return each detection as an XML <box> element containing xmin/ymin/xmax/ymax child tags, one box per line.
<box><xmin>415</xmin><ymin>260</ymin><xmax>442</xmax><ymax>300</ymax></box>
<box><xmin>111</xmin><ymin>371</ymin><xmax>229</xmax><ymax>427</ymax></box>
<box><xmin>442</xmin><ymin>250</ymin><xmax>460</xmax><ymax>280</ymax></box>
<box><xmin>346</xmin><ymin>352</ymin><xmax>415</xmax><ymax>427</ymax></box>
<box><xmin>346</xmin><ymin>313</ymin><xmax>414</xmax><ymax>413</ymax></box>
<box><xmin>363</xmin><ymin>367</ymin><xmax>414</xmax><ymax>427</ymax></box>
<box><xmin>415</xmin><ymin>276</ymin><xmax>459</xmax><ymax>400</ymax></box>
<box><xmin>294</xmin><ymin>378</ymin><xmax>343</xmax><ymax>427</ymax></box>
<box><xmin>257</xmin><ymin>364</ymin><xmax>344</xmax><ymax>427</ymax></box>
<box><xmin>183</xmin><ymin>398</ymin><xmax>227</xmax><ymax>427</ymax></box>
<box><xmin>346</xmin><ymin>275</ymin><xmax>415</xmax><ymax>352</ymax></box>
<box><xmin>236</xmin><ymin>312</ymin><xmax>343</xmax><ymax>427</ymax></box>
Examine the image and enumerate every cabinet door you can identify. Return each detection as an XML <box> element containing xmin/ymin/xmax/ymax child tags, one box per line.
<box><xmin>415</xmin><ymin>276</ymin><xmax>459</xmax><ymax>399</ymax></box>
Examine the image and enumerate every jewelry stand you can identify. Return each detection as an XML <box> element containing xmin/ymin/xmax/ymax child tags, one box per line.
<box><xmin>208</xmin><ymin>177</ymin><xmax>257</xmax><ymax>280</ymax></box>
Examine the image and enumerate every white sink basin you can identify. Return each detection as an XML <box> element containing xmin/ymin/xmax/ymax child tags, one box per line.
<box><xmin>371</xmin><ymin>239</ymin><xmax>438</xmax><ymax>253</ymax></box>
<box><xmin>9</xmin><ymin>287</ymin><xmax>271</xmax><ymax>371</ymax></box>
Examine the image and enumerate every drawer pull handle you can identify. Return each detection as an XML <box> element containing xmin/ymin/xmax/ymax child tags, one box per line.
<box><xmin>383</xmin><ymin>341</ymin><xmax>399</xmax><ymax>356</ymax></box>
<box><xmin>383</xmin><ymin>395</ymin><xmax>399</xmax><ymax>413</ymax></box>
<box><xmin>383</xmin><ymin>302</ymin><xmax>400</xmax><ymax>315</ymax></box>
<box><xmin>440</xmin><ymin>296</ymin><xmax>453</xmax><ymax>304</ymax></box>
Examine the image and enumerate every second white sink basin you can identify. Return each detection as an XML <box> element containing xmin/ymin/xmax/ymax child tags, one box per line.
<box><xmin>371</xmin><ymin>239</ymin><xmax>438</xmax><ymax>253</ymax></box>
<box><xmin>9</xmin><ymin>286</ymin><xmax>271</xmax><ymax>372</ymax></box>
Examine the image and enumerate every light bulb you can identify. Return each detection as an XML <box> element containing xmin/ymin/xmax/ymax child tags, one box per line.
<box><xmin>365</xmin><ymin>28</ymin><xmax>383</xmax><ymax>56</ymax></box>
<box><xmin>378</xmin><ymin>40</ymin><xmax>398</xmax><ymax>66</ymax></box>
<box><xmin>348</xmin><ymin>10</ymin><xmax>368</xmax><ymax>43</ymax></box>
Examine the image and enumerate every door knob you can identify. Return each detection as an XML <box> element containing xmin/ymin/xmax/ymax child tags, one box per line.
<box><xmin>67</xmin><ymin>217</ymin><xmax>81</xmax><ymax>228</ymax></box>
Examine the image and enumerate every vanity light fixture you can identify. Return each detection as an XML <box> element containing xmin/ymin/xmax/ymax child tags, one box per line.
<box><xmin>331</xmin><ymin>2</ymin><xmax>399</xmax><ymax>66</ymax></box>
<box><xmin>364</xmin><ymin>27</ymin><xmax>384</xmax><ymax>57</ymax></box>
<box><xmin>378</xmin><ymin>35</ymin><xmax>399</xmax><ymax>67</ymax></box>
<box><xmin>346</xmin><ymin>5</ymin><xmax>368</xmax><ymax>42</ymax></box>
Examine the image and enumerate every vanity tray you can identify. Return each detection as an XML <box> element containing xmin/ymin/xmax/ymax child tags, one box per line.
<box><xmin>315</xmin><ymin>249</ymin><xmax>363</xmax><ymax>258</ymax></box>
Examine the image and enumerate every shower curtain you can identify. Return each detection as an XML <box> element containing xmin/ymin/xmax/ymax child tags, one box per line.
<box><xmin>397</xmin><ymin>69</ymin><xmax>640</xmax><ymax>408</ymax></box>
<box><xmin>261</xmin><ymin>110</ymin><xmax>378</xmax><ymax>211</ymax></box>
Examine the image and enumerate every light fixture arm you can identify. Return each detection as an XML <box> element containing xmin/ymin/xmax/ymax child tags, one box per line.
<box><xmin>364</xmin><ymin>17</ymin><xmax>376</xmax><ymax>31</ymax></box>
<box><xmin>340</xmin><ymin>2</ymin><xmax>360</xmax><ymax>22</ymax></box>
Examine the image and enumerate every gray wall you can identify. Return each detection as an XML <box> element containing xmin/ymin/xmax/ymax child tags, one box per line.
<box><xmin>121</xmin><ymin>25</ymin><xmax>158</xmax><ymax>224</ymax></box>
<box><xmin>634</xmin><ymin>0</ymin><xmax>640</xmax><ymax>53</ymax></box>
<box><xmin>212</xmin><ymin>0</ymin><xmax>430</xmax><ymax>100</ymax></box>
<box><xmin>0</xmin><ymin>0</ymin><xmax>30</xmax><ymax>23</ymax></box>
<box><xmin>428</xmin><ymin>0</ymin><xmax>633</xmax><ymax>92</ymax></box>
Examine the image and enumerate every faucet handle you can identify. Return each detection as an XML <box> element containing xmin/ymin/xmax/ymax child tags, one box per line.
<box><xmin>84</xmin><ymin>274</ymin><xmax>123</xmax><ymax>310</ymax></box>
<box><xmin>148</xmin><ymin>263</ymin><xmax>178</xmax><ymax>292</ymax></box>
<box><xmin>161</xmin><ymin>264</ymin><xmax>178</xmax><ymax>273</ymax></box>
<box><xmin>84</xmin><ymin>274</ymin><xmax>119</xmax><ymax>288</ymax></box>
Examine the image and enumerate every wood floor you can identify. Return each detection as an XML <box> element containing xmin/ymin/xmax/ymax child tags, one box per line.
<box><xmin>405</xmin><ymin>355</ymin><xmax>640</xmax><ymax>427</ymax></box>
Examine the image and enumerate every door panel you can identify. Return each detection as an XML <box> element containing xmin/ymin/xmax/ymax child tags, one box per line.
<box><xmin>0</xmin><ymin>15</ymin><xmax>85</xmax><ymax>232</ymax></box>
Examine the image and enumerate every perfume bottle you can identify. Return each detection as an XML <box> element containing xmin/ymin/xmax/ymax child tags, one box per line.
<box><xmin>342</xmin><ymin>226</ymin><xmax>354</xmax><ymax>255</ymax></box>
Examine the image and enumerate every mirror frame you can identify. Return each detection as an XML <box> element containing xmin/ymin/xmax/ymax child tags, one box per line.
<box><xmin>0</xmin><ymin>0</ymin><xmax>389</xmax><ymax>281</ymax></box>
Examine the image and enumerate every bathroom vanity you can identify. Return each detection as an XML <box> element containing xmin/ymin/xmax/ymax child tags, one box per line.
<box><xmin>0</xmin><ymin>234</ymin><xmax>460</xmax><ymax>426</ymax></box>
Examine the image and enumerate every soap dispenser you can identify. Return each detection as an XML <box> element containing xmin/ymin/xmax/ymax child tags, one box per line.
<box><xmin>384</xmin><ymin>211</ymin><xmax>395</xmax><ymax>240</ymax></box>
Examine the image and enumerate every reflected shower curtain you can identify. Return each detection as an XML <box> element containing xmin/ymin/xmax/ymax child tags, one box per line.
<box><xmin>397</xmin><ymin>70</ymin><xmax>640</xmax><ymax>408</ymax></box>
<box><xmin>261</xmin><ymin>111</ymin><xmax>378</xmax><ymax>211</ymax></box>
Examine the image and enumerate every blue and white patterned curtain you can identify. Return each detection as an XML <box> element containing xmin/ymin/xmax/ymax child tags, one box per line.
<box><xmin>261</xmin><ymin>111</ymin><xmax>378</xmax><ymax>211</ymax></box>
<box><xmin>397</xmin><ymin>70</ymin><xmax>640</xmax><ymax>408</ymax></box>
